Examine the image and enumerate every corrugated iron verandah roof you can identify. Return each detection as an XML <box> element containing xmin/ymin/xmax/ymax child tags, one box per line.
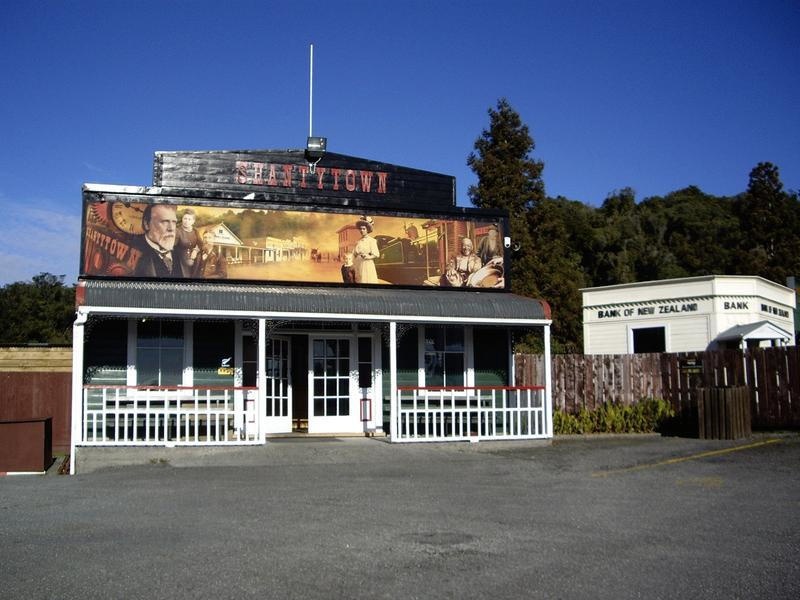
<box><xmin>76</xmin><ymin>280</ymin><xmax>551</xmax><ymax>325</ymax></box>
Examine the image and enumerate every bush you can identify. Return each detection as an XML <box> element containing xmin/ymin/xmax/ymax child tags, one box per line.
<box><xmin>553</xmin><ymin>398</ymin><xmax>674</xmax><ymax>435</ymax></box>
<box><xmin>553</xmin><ymin>410</ymin><xmax>581</xmax><ymax>434</ymax></box>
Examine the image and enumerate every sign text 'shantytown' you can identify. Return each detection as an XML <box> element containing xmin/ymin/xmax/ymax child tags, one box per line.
<box><xmin>235</xmin><ymin>161</ymin><xmax>389</xmax><ymax>194</ymax></box>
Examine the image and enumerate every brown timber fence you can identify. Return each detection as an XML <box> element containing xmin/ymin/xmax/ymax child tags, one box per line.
<box><xmin>515</xmin><ymin>347</ymin><xmax>800</xmax><ymax>430</ymax></box>
<box><xmin>0</xmin><ymin>346</ymin><xmax>72</xmax><ymax>453</ymax></box>
<box><xmin>2</xmin><ymin>347</ymin><xmax>797</xmax><ymax>453</ymax></box>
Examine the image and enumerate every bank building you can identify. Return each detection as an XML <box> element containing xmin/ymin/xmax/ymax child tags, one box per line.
<box><xmin>582</xmin><ymin>275</ymin><xmax>796</xmax><ymax>355</ymax></box>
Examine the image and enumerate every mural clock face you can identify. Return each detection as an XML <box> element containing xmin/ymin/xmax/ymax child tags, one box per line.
<box><xmin>111</xmin><ymin>202</ymin><xmax>145</xmax><ymax>235</ymax></box>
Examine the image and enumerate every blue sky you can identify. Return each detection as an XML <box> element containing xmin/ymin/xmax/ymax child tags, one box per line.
<box><xmin>1</xmin><ymin>0</ymin><xmax>798</xmax><ymax>285</ymax></box>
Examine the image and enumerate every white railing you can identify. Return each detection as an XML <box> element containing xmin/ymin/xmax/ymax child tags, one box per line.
<box><xmin>395</xmin><ymin>386</ymin><xmax>550</xmax><ymax>442</ymax></box>
<box><xmin>81</xmin><ymin>386</ymin><xmax>261</xmax><ymax>445</ymax></box>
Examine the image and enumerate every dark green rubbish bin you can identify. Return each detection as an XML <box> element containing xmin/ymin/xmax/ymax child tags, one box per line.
<box><xmin>696</xmin><ymin>386</ymin><xmax>751</xmax><ymax>440</ymax></box>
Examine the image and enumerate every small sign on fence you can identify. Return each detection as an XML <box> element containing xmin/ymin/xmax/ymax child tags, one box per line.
<box><xmin>678</xmin><ymin>358</ymin><xmax>704</xmax><ymax>374</ymax></box>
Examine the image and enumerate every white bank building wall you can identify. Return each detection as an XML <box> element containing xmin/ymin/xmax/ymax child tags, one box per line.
<box><xmin>582</xmin><ymin>275</ymin><xmax>796</xmax><ymax>355</ymax></box>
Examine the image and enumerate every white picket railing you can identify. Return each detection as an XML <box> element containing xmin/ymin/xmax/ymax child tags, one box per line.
<box><xmin>395</xmin><ymin>386</ymin><xmax>549</xmax><ymax>442</ymax></box>
<box><xmin>81</xmin><ymin>386</ymin><xmax>261</xmax><ymax>445</ymax></box>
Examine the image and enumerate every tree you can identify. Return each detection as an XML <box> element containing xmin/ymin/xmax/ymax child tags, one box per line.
<box><xmin>529</xmin><ymin>197</ymin><xmax>588</xmax><ymax>352</ymax></box>
<box><xmin>468</xmin><ymin>99</ymin><xmax>587</xmax><ymax>352</ymax></box>
<box><xmin>591</xmin><ymin>187</ymin><xmax>643</xmax><ymax>285</ymax></box>
<box><xmin>0</xmin><ymin>273</ymin><xmax>75</xmax><ymax>344</ymax></box>
<box><xmin>467</xmin><ymin>98</ymin><xmax>544</xmax><ymax>299</ymax></box>
<box><xmin>734</xmin><ymin>162</ymin><xmax>800</xmax><ymax>283</ymax></box>
<box><xmin>636</xmin><ymin>186</ymin><xmax>740</xmax><ymax>281</ymax></box>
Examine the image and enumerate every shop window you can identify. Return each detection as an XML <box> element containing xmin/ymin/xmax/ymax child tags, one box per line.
<box><xmin>136</xmin><ymin>320</ymin><xmax>184</xmax><ymax>386</ymax></box>
<box><xmin>193</xmin><ymin>321</ymin><xmax>234</xmax><ymax>386</ymax></box>
<box><xmin>382</xmin><ymin>327</ymin><xmax>418</xmax><ymax>430</ymax></box>
<box><xmin>473</xmin><ymin>328</ymin><xmax>508</xmax><ymax>386</ymax></box>
<box><xmin>358</xmin><ymin>336</ymin><xmax>372</xmax><ymax>389</ymax></box>
<box><xmin>394</xmin><ymin>327</ymin><xmax>419</xmax><ymax>388</ymax></box>
<box><xmin>84</xmin><ymin>318</ymin><xmax>128</xmax><ymax>384</ymax></box>
<box><xmin>632</xmin><ymin>326</ymin><xmax>666</xmax><ymax>354</ymax></box>
<box><xmin>423</xmin><ymin>326</ymin><xmax>464</xmax><ymax>387</ymax></box>
<box><xmin>242</xmin><ymin>330</ymin><xmax>258</xmax><ymax>387</ymax></box>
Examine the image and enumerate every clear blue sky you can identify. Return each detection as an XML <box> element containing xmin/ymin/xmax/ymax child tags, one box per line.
<box><xmin>1</xmin><ymin>0</ymin><xmax>798</xmax><ymax>285</ymax></box>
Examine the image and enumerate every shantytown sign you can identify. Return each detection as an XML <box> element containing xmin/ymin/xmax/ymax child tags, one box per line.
<box><xmin>153</xmin><ymin>149</ymin><xmax>455</xmax><ymax>210</ymax></box>
<box><xmin>235</xmin><ymin>160</ymin><xmax>389</xmax><ymax>194</ymax></box>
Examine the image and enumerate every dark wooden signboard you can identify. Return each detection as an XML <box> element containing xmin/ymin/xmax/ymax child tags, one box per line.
<box><xmin>153</xmin><ymin>150</ymin><xmax>456</xmax><ymax>211</ymax></box>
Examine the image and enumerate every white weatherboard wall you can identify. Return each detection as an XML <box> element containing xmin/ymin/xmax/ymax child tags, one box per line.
<box><xmin>582</xmin><ymin>275</ymin><xmax>796</xmax><ymax>355</ymax></box>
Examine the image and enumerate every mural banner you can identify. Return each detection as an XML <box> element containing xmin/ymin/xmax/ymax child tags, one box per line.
<box><xmin>81</xmin><ymin>194</ymin><xmax>507</xmax><ymax>289</ymax></box>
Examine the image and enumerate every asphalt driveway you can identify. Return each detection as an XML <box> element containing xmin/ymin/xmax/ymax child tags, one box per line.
<box><xmin>2</xmin><ymin>434</ymin><xmax>798</xmax><ymax>599</ymax></box>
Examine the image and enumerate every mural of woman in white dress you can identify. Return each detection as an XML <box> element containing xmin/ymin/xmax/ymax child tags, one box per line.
<box><xmin>353</xmin><ymin>216</ymin><xmax>380</xmax><ymax>284</ymax></box>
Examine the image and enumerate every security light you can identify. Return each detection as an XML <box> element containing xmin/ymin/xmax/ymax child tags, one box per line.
<box><xmin>306</xmin><ymin>136</ymin><xmax>327</xmax><ymax>161</ymax></box>
<box><xmin>305</xmin><ymin>136</ymin><xmax>327</xmax><ymax>174</ymax></box>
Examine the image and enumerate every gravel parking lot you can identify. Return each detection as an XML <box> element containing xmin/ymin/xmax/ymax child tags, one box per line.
<box><xmin>2</xmin><ymin>434</ymin><xmax>799</xmax><ymax>599</ymax></box>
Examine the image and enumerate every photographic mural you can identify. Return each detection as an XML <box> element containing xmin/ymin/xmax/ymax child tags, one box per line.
<box><xmin>81</xmin><ymin>196</ymin><xmax>507</xmax><ymax>289</ymax></box>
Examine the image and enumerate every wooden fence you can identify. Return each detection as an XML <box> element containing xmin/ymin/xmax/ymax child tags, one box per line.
<box><xmin>515</xmin><ymin>347</ymin><xmax>800</xmax><ymax>429</ymax></box>
<box><xmin>3</xmin><ymin>346</ymin><xmax>797</xmax><ymax>451</ymax></box>
<box><xmin>0</xmin><ymin>346</ymin><xmax>72</xmax><ymax>453</ymax></box>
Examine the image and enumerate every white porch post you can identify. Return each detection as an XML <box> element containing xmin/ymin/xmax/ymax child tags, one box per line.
<box><xmin>233</xmin><ymin>320</ymin><xmax>244</xmax><ymax>435</ymax></box>
<box><xmin>258</xmin><ymin>318</ymin><xmax>267</xmax><ymax>442</ymax></box>
<box><xmin>69</xmin><ymin>309</ymin><xmax>88</xmax><ymax>475</ymax></box>
<box><xmin>389</xmin><ymin>321</ymin><xmax>398</xmax><ymax>442</ymax></box>
<box><xmin>543</xmin><ymin>323</ymin><xmax>553</xmax><ymax>437</ymax></box>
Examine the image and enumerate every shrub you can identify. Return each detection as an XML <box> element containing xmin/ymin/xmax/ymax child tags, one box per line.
<box><xmin>576</xmin><ymin>407</ymin><xmax>594</xmax><ymax>433</ymax></box>
<box><xmin>553</xmin><ymin>398</ymin><xmax>674</xmax><ymax>435</ymax></box>
<box><xmin>553</xmin><ymin>410</ymin><xmax>579</xmax><ymax>434</ymax></box>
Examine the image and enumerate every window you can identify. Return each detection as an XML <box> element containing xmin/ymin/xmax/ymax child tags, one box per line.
<box><xmin>473</xmin><ymin>327</ymin><xmax>509</xmax><ymax>386</ymax></box>
<box><xmin>632</xmin><ymin>326</ymin><xmax>666</xmax><ymax>354</ymax></box>
<box><xmin>84</xmin><ymin>318</ymin><xmax>128</xmax><ymax>385</ymax></box>
<box><xmin>136</xmin><ymin>320</ymin><xmax>184</xmax><ymax>386</ymax></box>
<box><xmin>193</xmin><ymin>321</ymin><xmax>234</xmax><ymax>386</ymax></box>
<box><xmin>423</xmin><ymin>326</ymin><xmax>464</xmax><ymax>387</ymax></box>
<box><xmin>242</xmin><ymin>330</ymin><xmax>258</xmax><ymax>387</ymax></box>
<box><xmin>358</xmin><ymin>336</ymin><xmax>372</xmax><ymax>389</ymax></box>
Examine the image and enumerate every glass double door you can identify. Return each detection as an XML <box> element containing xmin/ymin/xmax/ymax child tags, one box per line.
<box><xmin>263</xmin><ymin>334</ymin><xmax>373</xmax><ymax>435</ymax></box>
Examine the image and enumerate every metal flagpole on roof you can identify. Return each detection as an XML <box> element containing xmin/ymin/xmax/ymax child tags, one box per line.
<box><xmin>309</xmin><ymin>44</ymin><xmax>314</xmax><ymax>137</ymax></box>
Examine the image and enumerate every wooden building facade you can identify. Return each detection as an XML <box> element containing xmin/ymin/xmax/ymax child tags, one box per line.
<box><xmin>71</xmin><ymin>149</ymin><xmax>553</xmax><ymax>473</ymax></box>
